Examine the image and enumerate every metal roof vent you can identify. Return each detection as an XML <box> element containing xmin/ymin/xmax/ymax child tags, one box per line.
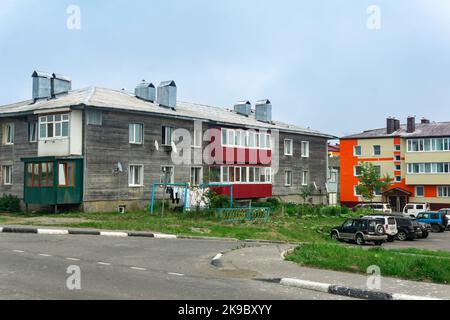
<box><xmin>234</xmin><ymin>101</ymin><xmax>252</xmax><ymax>116</ymax></box>
<box><xmin>407</xmin><ymin>116</ymin><xmax>416</xmax><ymax>133</ymax></box>
<box><xmin>32</xmin><ymin>71</ymin><xmax>52</xmax><ymax>101</ymax></box>
<box><xmin>51</xmin><ymin>73</ymin><xmax>72</xmax><ymax>97</ymax></box>
<box><xmin>255</xmin><ymin>99</ymin><xmax>272</xmax><ymax>123</ymax></box>
<box><xmin>135</xmin><ymin>80</ymin><xmax>156</xmax><ymax>102</ymax></box>
<box><xmin>157</xmin><ymin>80</ymin><xmax>177</xmax><ymax>109</ymax></box>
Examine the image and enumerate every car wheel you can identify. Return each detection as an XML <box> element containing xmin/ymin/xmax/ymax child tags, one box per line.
<box><xmin>431</xmin><ymin>224</ymin><xmax>441</xmax><ymax>233</ymax></box>
<box><xmin>421</xmin><ymin>231</ymin><xmax>429</xmax><ymax>239</ymax></box>
<box><xmin>396</xmin><ymin>230</ymin><xmax>408</xmax><ymax>241</ymax></box>
<box><xmin>355</xmin><ymin>234</ymin><xmax>365</xmax><ymax>245</ymax></box>
<box><xmin>387</xmin><ymin>235</ymin><xmax>395</xmax><ymax>242</ymax></box>
<box><xmin>331</xmin><ymin>231</ymin><xmax>339</xmax><ymax>241</ymax></box>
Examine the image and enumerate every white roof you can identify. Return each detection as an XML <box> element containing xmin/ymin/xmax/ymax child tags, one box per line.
<box><xmin>0</xmin><ymin>86</ymin><xmax>335</xmax><ymax>138</ymax></box>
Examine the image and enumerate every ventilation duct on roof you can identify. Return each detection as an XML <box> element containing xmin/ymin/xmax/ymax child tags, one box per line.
<box><xmin>255</xmin><ymin>99</ymin><xmax>272</xmax><ymax>123</ymax></box>
<box><xmin>407</xmin><ymin>116</ymin><xmax>416</xmax><ymax>133</ymax></box>
<box><xmin>386</xmin><ymin>117</ymin><xmax>395</xmax><ymax>134</ymax></box>
<box><xmin>51</xmin><ymin>73</ymin><xmax>72</xmax><ymax>97</ymax></box>
<box><xmin>234</xmin><ymin>101</ymin><xmax>252</xmax><ymax>116</ymax></box>
<box><xmin>32</xmin><ymin>71</ymin><xmax>52</xmax><ymax>101</ymax></box>
<box><xmin>157</xmin><ymin>80</ymin><xmax>177</xmax><ymax>109</ymax></box>
<box><xmin>135</xmin><ymin>80</ymin><xmax>156</xmax><ymax>102</ymax></box>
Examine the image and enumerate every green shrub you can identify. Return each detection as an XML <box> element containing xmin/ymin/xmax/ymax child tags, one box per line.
<box><xmin>205</xmin><ymin>190</ymin><xmax>230</xmax><ymax>209</ymax></box>
<box><xmin>0</xmin><ymin>194</ymin><xmax>21</xmax><ymax>213</ymax></box>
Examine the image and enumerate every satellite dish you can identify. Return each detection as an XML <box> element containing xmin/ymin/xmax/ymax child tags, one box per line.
<box><xmin>117</xmin><ymin>162</ymin><xmax>123</xmax><ymax>173</ymax></box>
<box><xmin>171</xmin><ymin>141</ymin><xmax>178</xmax><ymax>154</ymax></box>
<box><xmin>154</xmin><ymin>140</ymin><xmax>159</xmax><ymax>151</ymax></box>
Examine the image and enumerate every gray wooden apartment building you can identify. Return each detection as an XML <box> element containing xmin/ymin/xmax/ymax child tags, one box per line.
<box><xmin>0</xmin><ymin>71</ymin><xmax>335</xmax><ymax>212</ymax></box>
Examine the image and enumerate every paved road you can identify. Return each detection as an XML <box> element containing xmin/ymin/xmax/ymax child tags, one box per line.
<box><xmin>0</xmin><ymin>233</ymin><xmax>346</xmax><ymax>300</ymax></box>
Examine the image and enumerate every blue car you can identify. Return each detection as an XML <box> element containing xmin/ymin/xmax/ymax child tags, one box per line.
<box><xmin>416</xmin><ymin>212</ymin><xmax>448</xmax><ymax>233</ymax></box>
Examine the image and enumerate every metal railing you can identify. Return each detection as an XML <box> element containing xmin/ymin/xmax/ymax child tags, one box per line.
<box><xmin>215</xmin><ymin>207</ymin><xmax>271</xmax><ymax>223</ymax></box>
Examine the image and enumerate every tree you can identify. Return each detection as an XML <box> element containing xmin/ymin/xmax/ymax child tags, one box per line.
<box><xmin>300</xmin><ymin>184</ymin><xmax>315</xmax><ymax>204</ymax></box>
<box><xmin>356</xmin><ymin>162</ymin><xmax>393</xmax><ymax>205</ymax></box>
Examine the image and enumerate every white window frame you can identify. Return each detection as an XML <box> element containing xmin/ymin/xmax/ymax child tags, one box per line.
<box><xmin>395</xmin><ymin>175</ymin><xmax>402</xmax><ymax>182</ymax></box>
<box><xmin>301</xmin><ymin>141</ymin><xmax>310</xmax><ymax>158</ymax></box>
<box><xmin>394</xmin><ymin>145</ymin><xmax>401</xmax><ymax>152</ymax></box>
<box><xmin>128</xmin><ymin>165</ymin><xmax>144</xmax><ymax>187</ymax></box>
<box><xmin>160</xmin><ymin>166</ymin><xmax>174</xmax><ymax>184</ymax></box>
<box><xmin>162</xmin><ymin>126</ymin><xmax>174</xmax><ymax>146</ymax></box>
<box><xmin>129</xmin><ymin>123</ymin><xmax>144</xmax><ymax>145</ymax></box>
<box><xmin>438</xmin><ymin>186</ymin><xmax>450</xmax><ymax>198</ymax></box>
<box><xmin>28</xmin><ymin>122</ymin><xmax>38</xmax><ymax>143</ymax></box>
<box><xmin>415</xmin><ymin>186</ymin><xmax>424</xmax><ymax>198</ymax></box>
<box><xmin>395</xmin><ymin>164</ymin><xmax>401</xmax><ymax>171</ymax></box>
<box><xmin>86</xmin><ymin>110</ymin><xmax>103</xmax><ymax>126</ymax></box>
<box><xmin>190</xmin><ymin>167</ymin><xmax>203</xmax><ymax>186</ymax></box>
<box><xmin>354</xmin><ymin>165</ymin><xmax>362</xmax><ymax>177</ymax></box>
<box><xmin>2</xmin><ymin>165</ymin><xmax>13</xmax><ymax>185</ymax></box>
<box><xmin>39</xmin><ymin>114</ymin><xmax>70</xmax><ymax>140</ymax></box>
<box><xmin>354</xmin><ymin>185</ymin><xmax>362</xmax><ymax>197</ymax></box>
<box><xmin>3</xmin><ymin>123</ymin><xmax>15</xmax><ymax>145</ymax></box>
<box><xmin>285</xmin><ymin>170</ymin><xmax>293</xmax><ymax>187</ymax></box>
<box><xmin>284</xmin><ymin>139</ymin><xmax>293</xmax><ymax>156</ymax></box>
<box><xmin>353</xmin><ymin>146</ymin><xmax>361</xmax><ymax>157</ymax></box>
<box><xmin>373</xmin><ymin>145</ymin><xmax>381</xmax><ymax>156</ymax></box>
<box><xmin>302</xmin><ymin>170</ymin><xmax>309</xmax><ymax>186</ymax></box>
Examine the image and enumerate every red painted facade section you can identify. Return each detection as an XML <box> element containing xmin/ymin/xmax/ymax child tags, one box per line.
<box><xmin>213</xmin><ymin>184</ymin><xmax>273</xmax><ymax>199</ymax></box>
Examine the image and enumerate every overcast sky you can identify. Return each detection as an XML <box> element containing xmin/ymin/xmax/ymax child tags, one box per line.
<box><xmin>1</xmin><ymin>0</ymin><xmax>450</xmax><ymax>137</ymax></box>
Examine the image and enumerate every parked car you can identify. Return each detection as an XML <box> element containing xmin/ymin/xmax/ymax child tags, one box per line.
<box><xmin>363</xmin><ymin>215</ymin><xmax>398</xmax><ymax>242</ymax></box>
<box><xmin>403</xmin><ymin>203</ymin><xmax>430</xmax><ymax>217</ymax></box>
<box><xmin>353</xmin><ymin>203</ymin><xmax>392</xmax><ymax>214</ymax></box>
<box><xmin>415</xmin><ymin>220</ymin><xmax>431</xmax><ymax>239</ymax></box>
<box><xmin>416</xmin><ymin>212</ymin><xmax>448</xmax><ymax>233</ymax></box>
<box><xmin>438</xmin><ymin>208</ymin><xmax>450</xmax><ymax>230</ymax></box>
<box><xmin>330</xmin><ymin>218</ymin><xmax>387</xmax><ymax>245</ymax></box>
<box><xmin>393</xmin><ymin>216</ymin><xmax>422</xmax><ymax>241</ymax></box>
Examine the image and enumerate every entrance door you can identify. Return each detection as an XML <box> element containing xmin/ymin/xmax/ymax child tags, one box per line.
<box><xmin>388</xmin><ymin>196</ymin><xmax>398</xmax><ymax>212</ymax></box>
<box><xmin>399</xmin><ymin>196</ymin><xmax>407</xmax><ymax>213</ymax></box>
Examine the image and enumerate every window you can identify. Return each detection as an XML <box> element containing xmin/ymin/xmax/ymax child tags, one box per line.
<box><xmin>2</xmin><ymin>165</ymin><xmax>12</xmax><ymax>185</ymax></box>
<box><xmin>249</xmin><ymin>167</ymin><xmax>255</xmax><ymax>182</ymax></box>
<box><xmin>129</xmin><ymin>165</ymin><xmax>144</xmax><ymax>187</ymax></box>
<box><xmin>354</xmin><ymin>146</ymin><xmax>361</xmax><ymax>156</ymax></box>
<box><xmin>209</xmin><ymin>167</ymin><xmax>221</xmax><ymax>183</ymax></box>
<box><xmin>160</xmin><ymin>166</ymin><xmax>174</xmax><ymax>184</ymax></box>
<box><xmin>222</xmin><ymin>128</ymin><xmax>228</xmax><ymax>146</ymax></box>
<box><xmin>354</xmin><ymin>166</ymin><xmax>362</xmax><ymax>176</ymax></box>
<box><xmin>395</xmin><ymin>175</ymin><xmax>402</xmax><ymax>182</ymax></box>
<box><xmin>129</xmin><ymin>123</ymin><xmax>143</xmax><ymax>144</ymax></box>
<box><xmin>26</xmin><ymin>163</ymin><xmax>54</xmax><ymax>187</ymax></box>
<box><xmin>395</xmin><ymin>155</ymin><xmax>401</xmax><ymax>161</ymax></box>
<box><xmin>394</xmin><ymin>145</ymin><xmax>401</xmax><ymax>151</ymax></box>
<box><xmin>285</xmin><ymin>170</ymin><xmax>293</xmax><ymax>186</ymax></box>
<box><xmin>438</xmin><ymin>186</ymin><xmax>450</xmax><ymax>198</ymax></box>
<box><xmin>162</xmin><ymin>126</ymin><xmax>174</xmax><ymax>146</ymax></box>
<box><xmin>221</xmin><ymin>166</ymin><xmax>229</xmax><ymax>183</ymax></box>
<box><xmin>302</xmin><ymin>171</ymin><xmax>309</xmax><ymax>186</ymax></box>
<box><xmin>58</xmin><ymin>162</ymin><xmax>75</xmax><ymax>187</ymax></box>
<box><xmin>354</xmin><ymin>186</ymin><xmax>362</xmax><ymax>196</ymax></box>
<box><xmin>415</xmin><ymin>186</ymin><xmax>424</xmax><ymax>197</ymax></box>
<box><xmin>190</xmin><ymin>167</ymin><xmax>203</xmax><ymax>186</ymax></box>
<box><xmin>28</xmin><ymin>122</ymin><xmax>38</xmax><ymax>143</ymax></box>
<box><xmin>407</xmin><ymin>138</ymin><xmax>450</xmax><ymax>152</ymax></box>
<box><xmin>193</xmin><ymin>128</ymin><xmax>202</xmax><ymax>148</ymax></box>
<box><xmin>373</xmin><ymin>145</ymin><xmax>381</xmax><ymax>156</ymax></box>
<box><xmin>39</xmin><ymin>114</ymin><xmax>69</xmax><ymax>140</ymax></box>
<box><xmin>284</xmin><ymin>139</ymin><xmax>293</xmax><ymax>156</ymax></box>
<box><xmin>2</xmin><ymin>123</ymin><xmax>14</xmax><ymax>145</ymax></box>
<box><xmin>301</xmin><ymin>141</ymin><xmax>310</xmax><ymax>158</ymax></box>
<box><xmin>374</xmin><ymin>187</ymin><xmax>382</xmax><ymax>196</ymax></box>
<box><xmin>86</xmin><ymin>110</ymin><xmax>102</xmax><ymax>125</ymax></box>
<box><xmin>241</xmin><ymin>167</ymin><xmax>248</xmax><ymax>183</ymax></box>
<box><xmin>248</xmin><ymin>131</ymin><xmax>256</xmax><ymax>148</ymax></box>
<box><xmin>407</xmin><ymin>162</ymin><xmax>450</xmax><ymax>174</ymax></box>
<box><xmin>395</xmin><ymin>164</ymin><xmax>401</xmax><ymax>171</ymax></box>
<box><xmin>374</xmin><ymin>166</ymin><xmax>381</xmax><ymax>177</ymax></box>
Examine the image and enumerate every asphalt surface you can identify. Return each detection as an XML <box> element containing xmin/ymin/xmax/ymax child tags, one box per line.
<box><xmin>0</xmin><ymin>233</ymin><xmax>348</xmax><ymax>300</ymax></box>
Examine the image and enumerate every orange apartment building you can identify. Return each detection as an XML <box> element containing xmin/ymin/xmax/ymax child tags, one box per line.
<box><xmin>340</xmin><ymin>117</ymin><xmax>450</xmax><ymax>211</ymax></box>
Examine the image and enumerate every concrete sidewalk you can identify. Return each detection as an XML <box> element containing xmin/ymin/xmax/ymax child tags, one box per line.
<box><xmin>219</xmin><ymin>245</ymin><xmax>450</xmax><ymax>299</ymax></box>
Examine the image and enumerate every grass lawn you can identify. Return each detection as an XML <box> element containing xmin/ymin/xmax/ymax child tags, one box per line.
<box><xmin>0</xmin><ymin>210</ymin><xmax>357</xmax><ymax>243</ymax></box>
<box><xmin>286</xmin><ymin>243</ymin><xmax>450</xmax><ymax>284</ymax></box>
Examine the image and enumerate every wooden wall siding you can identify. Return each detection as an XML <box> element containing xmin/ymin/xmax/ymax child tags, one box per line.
<box><xmin>273</xmin><ymin>132</ymin><xmax>328</xmax><ymax>196</ymax></box>
<box><xmin>83</xmin><ymin>111</ymin><xmax>198</xmax><ymax>202</ymax></box>
<box><xmin>0</xmin><ymin>116</ymin><xmax>38</xmax><ymax>199</ymax></box>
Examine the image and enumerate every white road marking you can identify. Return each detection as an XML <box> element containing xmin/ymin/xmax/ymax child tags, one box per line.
<box><xmin>100</xmin><ymin>232</ymin><xmax>128</xmax><ymax>237</ymax></box>
<box><xmin>37</xmin><ymin>229</ymin><xmax>69</xmax><ymax>235</ymax></box>
<box><xmin>168</xmin><ymin>272</ymin><xmax>184</xmax><ymax>276</ymax></box>
<box><xmin>130</xmin><ymin>267</ymin><xmax>147</xmax><ymax>271</ymax></box>
<box><xmin>13</xmin><ymin>250</ymin><xmax>25</xmax><ymax>253</ymax></box>
<box><xmin>39</xmin><ymin>254</ymin><xmax>52</xmax><ymax>257</ymax></box>
<box><xmin>154</xmin><ymin>234</ymin><xmax>177</xmax><ymax>239</ymax></box>
<box><xmin>66</xmin><ymin>258</ymin><xmax>80</xmax><ymax>261</ymax></box>
<box><xmin>97</xmin><ymin>262</ymin><xmax>112</xmax><ymax>266</ymax></box>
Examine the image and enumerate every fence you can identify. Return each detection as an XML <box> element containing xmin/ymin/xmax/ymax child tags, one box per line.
<box><xmin>215</xmin><ymin>207</ymin><xmax>271</xmax><ymax>223</ymax></box>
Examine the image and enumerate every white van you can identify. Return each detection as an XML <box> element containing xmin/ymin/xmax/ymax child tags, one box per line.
<box><xmin>354</xmin><ymin>203</ymin><xmax>392</xmax><ymax>214</ymax></box>
<box><xmin>403</xmin><ymin>203</ymin><xmax>430</xmax><ymax>217</ymax></box>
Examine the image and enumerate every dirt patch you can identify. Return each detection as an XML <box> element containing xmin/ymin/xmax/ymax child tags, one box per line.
<box><xmin>0</xmin><ymin>216</ymin><xmax>93</xmax><ymax>226</ymax></box>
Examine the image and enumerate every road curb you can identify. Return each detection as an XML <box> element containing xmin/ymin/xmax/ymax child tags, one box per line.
<box><xmin>278</xmin><ymin>278</ymin><xmax>441</xmax><ymax>300</ymax></box>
